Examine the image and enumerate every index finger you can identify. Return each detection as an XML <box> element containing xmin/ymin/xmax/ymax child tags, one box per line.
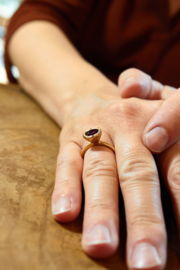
<box><xmin>118</xmin><ymin>68</ymin><xmax>176</xmax><ymax>100</ymax></box>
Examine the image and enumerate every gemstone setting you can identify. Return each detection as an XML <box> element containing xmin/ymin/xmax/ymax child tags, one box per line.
<box><xmin>85</xmin><ymin>128</ymin><xmax>99</xmax><ymax>137</ymax></box>
<box><xmin>83</xmin><ymin>128</ymin><xmax>102</xmax><ymax>143</ymax></box>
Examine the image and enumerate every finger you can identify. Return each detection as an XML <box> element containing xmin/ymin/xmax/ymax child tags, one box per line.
<box><xmin>114</xmin><ymin>127</ymin><xmax>167</xmax><ymax>269</ymax></box>
<box><xmin>81</xmin><ymin>133</ymin><xmax>119</xmax><ymax>258</ymax></box>
<box><xmin>157</xmin><ymin>140</ymin><xmax>180</xmax><ymax>230</ymax></box>
<box><xmin>143</xmin><ymin>88</ymin><xmax>180</xmax><ymax>153</ymax></box>
<box><xmin>51</xmin><ymin>141</ymin><xmax>83</xmax><ymax>223</ymax></box>
<box><xmin>160</xmin><ymin>85</ymin><xmax>176</xmax><ymax>100</ymax></box>
<box><xmin>118</xmin><ymin>68</ymin><xmax>176</xmax><ymax>100</ymax></box>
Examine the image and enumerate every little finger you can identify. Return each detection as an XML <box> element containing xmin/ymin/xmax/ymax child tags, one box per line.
<box><xmin>52</xmin><ymin>141</ymin><xmax>83</xmax><ymax>223</ymax></box>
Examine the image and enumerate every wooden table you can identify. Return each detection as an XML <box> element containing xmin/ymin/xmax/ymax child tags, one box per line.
<box><xmin>0</xmin><ymin>83</ymin><xmax>179</xmax><ymax>270</ymax></box>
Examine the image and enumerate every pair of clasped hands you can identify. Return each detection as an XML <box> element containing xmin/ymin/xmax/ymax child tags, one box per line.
<box><xmin>52</xmin><ymin>68</ymin><xmax>179</xmax><ymax>270</ymax></box>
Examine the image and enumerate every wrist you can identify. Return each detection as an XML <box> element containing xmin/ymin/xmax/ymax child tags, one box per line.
<box><xmin>9</xmin><ymin>20</ymin><xmax>119</xmax><ymax>127</ymax></box>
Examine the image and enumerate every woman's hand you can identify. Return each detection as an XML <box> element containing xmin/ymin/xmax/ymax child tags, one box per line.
<box><xmin>118</xmin><ymin>68</ymin><xmax>180</xmax><ymax>237</ymax></box>
<box><xmin>8</xmin><ymin>20</ymin><xmax>171</xmax><ymax>269</ymax></box>
<box><xmin>118</xmin><ymin>68</ymin><xmax>179</xmax><ymax>153</ymax></box>
<box><xmin>51</xmin><ymin>90</ymin><xmax>167</xmax><ymax>269</ymax></box>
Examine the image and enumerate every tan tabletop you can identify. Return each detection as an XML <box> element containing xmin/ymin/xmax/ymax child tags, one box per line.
<box><xmin>0</xmin><ymin>83</ymin><xmax>179</xmax><ymax>270</ymax></box>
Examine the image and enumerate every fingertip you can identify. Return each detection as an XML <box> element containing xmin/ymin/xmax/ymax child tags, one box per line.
<box><xmin>127</xmin><ymin>228</ymin><xmax>167</xmax><ymax>270</ymax></box>
<box><xmin>52</xmin><ymin>193</ymin><xmax>82</xmax><ymax>223</ymax></box>
<box><xmin>120</xmin><ymin>79</ymin><xmax>150</xmax><ymax>99</ymax></box>
<box><xmin>53</xmin><ymin>211</ymin><xmax>75</xmax><ymax>223</ymax></box>
<box><xmin>128</xmin><ymin>242</ymin><xmax>165</xmax><ymax>270</ymax></box>
<box><xmin>144</xmin><ymin>127</ymin><xmax>169</xmax><ymax>153</ymax></box>
<box><xmin>82</xmin><ymin>242</ymin><xmax>118</xmax><ymax>259</ymax></box>
<box><xmin>53</xmin><ymin>141</ymin><xmax>83</xmax><ymax>223</ymax></box>
<box><xmin>82</xmin><ymin>225</ymin><xmax>119</xmax><ymax>258</ymax></box>
<box><xmin>118</xmin><ymin>68</ymin><xmax>151</xmax><ymax>99</ymax></box>
<box><xmin>118</xmin><ymin>68</ymin><xmax>167</xmax><ymax>100</ymax></box>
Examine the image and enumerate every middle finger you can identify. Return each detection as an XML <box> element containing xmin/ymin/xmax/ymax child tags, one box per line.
<box><xmin>114</xmin><ymin>130</ymin><xmax>167</xmax><ymax>269</ymax></box>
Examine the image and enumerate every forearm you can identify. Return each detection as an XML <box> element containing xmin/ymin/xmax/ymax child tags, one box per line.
<box><xmin>8</xmin><ymin>21</ymin><xmax>117</xmax><ymax>126</ymax></box>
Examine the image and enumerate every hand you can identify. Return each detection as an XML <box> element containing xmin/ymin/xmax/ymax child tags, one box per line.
<box><xmin>8</xmin><ymin>20</ymin><xmax>166</xmax><ymax>268</ymax></box>
<box><xmin>118</xmin><ymin>68</ymin><xmax>179</xmax><ymax>153</ymax></box>
<box><xmin>118</xmin><ymin>68</ymin><xmax>180</xmax><ymax>240</ymax></box>
<box><xmin>51</xmin><ymin>89</ymin><xmax>167</xmax><ymax>269</ymax></box>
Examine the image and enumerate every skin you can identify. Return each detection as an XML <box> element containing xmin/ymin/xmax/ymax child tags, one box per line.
<box><xmin>7</xmin><ymin>20</ymin><xmax>180</xmax><ymax>269</ymax></box>
<box><xmin>119</xmin><ymin>68</ymin><xmax>179</xmax><ymax>153</ymax></box>
<box><xmin>56</xmin><ymin>95</ymin><xmax>167</xmax><ymax>268</ymax></box>
<box><xmin>119</xmin><ymin>68</ymin><xmax>180</xmax><ymax>232</ymax></box>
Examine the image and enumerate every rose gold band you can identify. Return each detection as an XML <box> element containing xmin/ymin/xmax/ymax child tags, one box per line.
<box><xmin>81</xmin><ymin>127</ymin><xmax>115</xmax><ymax>158</ymax></box>
<box><xmin>81</xmin><ymin>141</ymin><xmax>115</xmax><ymax>158</ymax></box>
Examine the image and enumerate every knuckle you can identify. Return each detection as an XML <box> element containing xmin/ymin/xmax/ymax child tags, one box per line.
<box><xmin>88</xmin><ymin>200</ymin><xmax>114</xmax><ymax>212</ymax></box>
<box><xmin>55</xmin><ymin>152</ymin><xmax>80</xmax><ymax>188</ymax></box>
<box><xmin>128</xmin><ymin>213</ymin><xmax>164</xmax><ymax>231</ymax></box>
<box><xmin>54</xmin><ymin>177</ymin><xmax>72</xmax><ymax>191</ymax></box>
<box><xmin>105</xmin><ymin>102</ymin><xmax>122</xmax><ymax>119</ymax></box>
<box><xmin>83</xmin><ymin>158</ymin><xmax>116</xmax><ymax>180</ymax></box>
<box><xmin>56</xmin><ymin>145</ymin><xmax>80</xmax><ymax>172</ymax></box>
<box><xmin>168</xmin><ymin>158</ymin><xmax>180</xmax><ymax>190</ymax></box>
<box><xmin>106</xmin><ymin>99</ymin><xmax>140</xmax><ymax>121</ymax></box>
<box><xmin>54</xmin><ymin>164</ymin><xmax>79</xmax><ymax>192</ymax></box>
<box><xmin>56</xmin><ymin>155</ymin><xmax>75</xmax><ymax>171</ymax></box>
<box><xmin>119</xmin><ymin>153</ymin><xmax>158</xmax><ymax>185</ymax></box>
<box><xmin>87</xmin><ymin>198</ymin><xmax>117</xmax><ymax>214</ymax></box>
<box><xmin>120</xmin><ymin>100</ymin><xmax>140</xmax><ymax>119</ymax></box>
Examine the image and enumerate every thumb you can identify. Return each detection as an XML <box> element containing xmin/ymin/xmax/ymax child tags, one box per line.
<box><xmin>143</xmin><ymin>88</ymin><xmax>180</xmax><ymax>153</ymax></box>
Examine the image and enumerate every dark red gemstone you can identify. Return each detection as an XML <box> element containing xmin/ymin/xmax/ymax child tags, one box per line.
<box><xmin>85</xmin><ymin>128</ymin><xmax>99</xmax><ymax>137</ymax></box>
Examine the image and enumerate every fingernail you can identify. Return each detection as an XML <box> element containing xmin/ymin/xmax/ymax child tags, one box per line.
<box><xmin>52</xmin><ymin>197</ymin><xmax>72</xmax><ymax>215</ymax></box>
<box><xmin>146</xmin><ymin>127</ymin><xmax>169</xmax><ymax>152</ymax></box>
<box><xmin>130</xmin><ymin>243</ymin><xmax>161</xmax><ymax>269</ymax></box>
<box><xmin>85</xmin><ymin>224</ymin><xmax>111</xmax><ymax>245</ymax></box>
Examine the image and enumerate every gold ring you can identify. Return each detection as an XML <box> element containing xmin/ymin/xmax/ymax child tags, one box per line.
<box><xmin>81</xmin><ymin>128</ymin><xmax>115</xmax><ymax>158</ymax></box>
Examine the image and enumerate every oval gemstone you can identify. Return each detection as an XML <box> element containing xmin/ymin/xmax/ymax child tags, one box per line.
<box><xmin>85</xmin><ymin>128</ymin><xmax>99</xmax><ymax>137</ymax></box>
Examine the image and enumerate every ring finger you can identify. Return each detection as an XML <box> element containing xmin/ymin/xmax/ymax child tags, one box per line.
<box><xmin>81</xmin><ymin>130</ymin><xmax>119</xmax><ymax>258</ymax></box>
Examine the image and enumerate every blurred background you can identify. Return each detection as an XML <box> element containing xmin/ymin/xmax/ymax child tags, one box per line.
<box><xmin>0</xmin><ymin>0</ymin><xmax>21</xmax><ymax>83</ymax></box>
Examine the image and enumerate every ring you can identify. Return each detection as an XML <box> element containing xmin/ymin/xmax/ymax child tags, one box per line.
<box><xmin>81</xmin><ymin>128</ymin><xmax>115</xmax><ymax>158</ymax></box>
